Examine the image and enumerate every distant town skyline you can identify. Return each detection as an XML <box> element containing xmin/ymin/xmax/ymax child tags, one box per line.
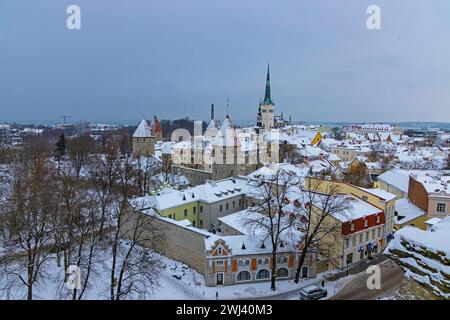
<box><xmin>2</xmin><ymin>0</ymin><xmax>450</xmax><ymax>124</ymax></box>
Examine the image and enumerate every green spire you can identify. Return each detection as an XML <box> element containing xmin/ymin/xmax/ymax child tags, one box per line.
<box><xmin>263</xmin><ymin>63</ymin><xmax>273</xmax><ymax>104</ymax></box>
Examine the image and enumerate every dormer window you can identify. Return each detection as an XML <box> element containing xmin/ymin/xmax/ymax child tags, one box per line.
<box><xmin>364</xmin><ymin>219</ymin><xmax>368</xmax><ymax>228</ymax></box>
<box><xmin>216</xmin><ymin>260</ymin><xmax>224</xmax><ymax>266</ymax></box>
<box><xmin>376</xmin><ymin>215</ymin><xmax>381</xmax><ymax>224</ymax></box>
<box><xmin>350</xmin><ymin>223</ymin><xmax>355</xmax><ymax>232</ymax></box>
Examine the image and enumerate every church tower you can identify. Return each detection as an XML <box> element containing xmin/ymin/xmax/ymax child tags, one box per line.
<box><xmin>152</xmin><ymin>115</ymin><xmax>163</xmax><ymax>141</ymax></box>
<box><xmin>258</xmin><ymin>64</ymin><xmax>275</xmax><ymax>130</ymax></box>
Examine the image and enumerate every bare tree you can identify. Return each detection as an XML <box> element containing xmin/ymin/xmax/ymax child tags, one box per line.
<box><xmin>343</xmin><ymin>161</ymin><xmax>373</xmax><ymax>188</ymax></box>
<box><xmin>245</xmin><ymin>170</ymin><xmax>301</xmax><ymax>291</ymax></box>
<box><xmin>67</xmin><ymin>134</ymin><xmax>94</xmax><ymax>178</ymax></box>
<box><xmin>68</xmin><ymin>193</ymin><xmax>101</xmax><ymax>300</ymax></box>
<box><xmin>86</xmin><ymin>146</ymin><xmax>121</xmax><ymax>238</ymax></box>
<box><xmin>109</xmin><ymin>157</ymin><xmax>163</xmax><ymax>300</ymax></box>
<box><xmin>0</xmin><ymin>159</ymin><xmax>58</xmax><ymax>300</ymax></box>
<box><xmin>293</xmin><ymin>178</ymin><xmax>349</xmax><ymax>283</ymax></box>
<box><xmin>135</xmin><ymin>155</ymin><xmax>161</xmax><ymax>196</ymax></box>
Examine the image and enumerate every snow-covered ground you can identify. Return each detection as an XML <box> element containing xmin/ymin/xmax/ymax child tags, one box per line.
<box><xmin>0</xmin><ymin>244</ymin><xmax>354</xmax><ymax>300</ymax></box>
<box><xmin>386</xmin><ymin>217</ymin><xmax>450</xmax><ymax>299</ymax></box>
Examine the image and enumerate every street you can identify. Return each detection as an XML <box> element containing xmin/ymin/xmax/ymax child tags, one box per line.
<box><xmin>331</xmin><ymin>258</ymin><xmax>404</xmax><ymax>300</ymax></box>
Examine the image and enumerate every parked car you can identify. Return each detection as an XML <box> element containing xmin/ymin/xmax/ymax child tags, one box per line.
<box><xmin>299</xmin><ymin>285</ymin><xmax>328</xmax><ymax>300</ymax></box>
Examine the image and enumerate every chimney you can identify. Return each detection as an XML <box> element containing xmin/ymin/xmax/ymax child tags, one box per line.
<box><xmin>211</xmin><ymin>104</ymin><xmax>215</xmax><ymax>120</ymax></box>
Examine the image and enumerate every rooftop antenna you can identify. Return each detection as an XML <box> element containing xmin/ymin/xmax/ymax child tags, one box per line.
<box><xmin>60</xmin><ymin>115</ymin><xmax>72</xmax><ymax>124</ymax></box>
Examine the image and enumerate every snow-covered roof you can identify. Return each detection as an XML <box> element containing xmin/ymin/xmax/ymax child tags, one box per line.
<box><xmin>424</xmin><ymin>217</ymin><xmax>442</xmax><ymax>226</ymax></box>
<box><xmin>130</xmin><ymin>177</ymin><xmax>252</xmax><ymax>211</ymax></box>
<box><xmin>247</xmin><ymin>161</ymin><xmax>336</xmax><ymax>183</ymax></box>
<box><xmin>414</xmin><ymin>175</ymin><xmax>450</xmax><ymax>196</ymax></box>
<box><xmin>323</xmin><ymin>194</ymin><xmax>383</xmax><ymax>223</ymax></box>
<box><xmin>218</xmin><ymin>210</ymin><xmax>268</xmax><ymax>236</ymax></box>
<box><xmin>358</xmin><ymin>187</ymin><xmax>397</xmax><ymax>202</ymax></box>
<box><xmin>388</xmin><ymin>216</ymin><xmax>450</xmax><ymax>258</ymax></box>
<box><xmin>395</xmin><ymin>198</ymin><xmax>426</xmax><ymax>225</ymax></box>
<box><xmin>377</xmin><ymin>170</ymin><xmax>410</xmax><ymax>194</ymax></box>
<box><xmin>205</xmin><ymin>234</ymin><xmax>298</xmax><ymax>256</ymax></box>
<box><xmin>132</xmin><ymin>119</ymin><xmax>153</xmax><ymax>138</ymax></box>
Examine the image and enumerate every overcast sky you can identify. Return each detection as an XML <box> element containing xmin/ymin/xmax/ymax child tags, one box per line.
<box><xmin>1</xmin><ymin>0</ymin><xmax>450</xmax><ymax>124</ymax></box>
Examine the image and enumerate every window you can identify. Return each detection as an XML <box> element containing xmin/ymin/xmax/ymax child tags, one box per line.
<box><xmin>345</xmin><ymin>238</ymin><xmax>350</xmax><ymax>249</ymax></box>
<box><xmin>215</xmin><ymin>260</ymin><xmax>224</xmax><ymax>266</ymax></box>
<box><xmin>168</xmin><ymin>214</ymin><xmax>172</xmax><ymax>219</ymax></box>
<box><xmin>264</xmin><ymin>258</ymin><xmax>269</xmax><ymax>265</ymax></box>
<box><xmin>238</xmin><ymin>260</ymin><xmax>243</xmax><ymax>266</ymax></box>
<box><xmin>239</xmin><ymin>199</ymin><xmax>242</xmax><ymax>206</ymax></box>
<box><xmin>216</xmin><ymin>273</ymin><xmax>223</xmax><ymax>285</ymax></box>
<box><xmin>233</xmin><ymin>201</ymin><xmax>235</xmax><ymax>208</ymax></box>
<box><xmin>218</xmin><ymin>248</ymin><xmax>222</xmax><ymax>255</ymax></box>
<box><xmin>199</xmin><ymin>220</ymin><xmax>203</xmax><ymax>228</ymax></box>
<box><xmin>276</xmin><ymin>268</ymin><xmax>289</xmax><ymax>278</ymax></box>
<box><xmin>245</xmin><ymin>260</ymin><xmax>250</xmax><ymax>266</ymax></box>
<box><xmin>350</xmin><ymin>223</ymin><xmax>355</xmax><ymax>232</ymax></box>
<box><xmin>364</xmin><ymin>219</ymin><xmax>368</xmax><ymax>228</ymax></box>
<box><xmin>200</xmin><ymin>206</ymin><xmax>203</xmax><ymax>213</ymax></box>
<box><xmin>378</xmin><ymin>228</ymin><xmax>381</xmax><ymax>238</ymax></box>
<box><xmin>184</xmin><ymin>209</ymin><xmax>188</xmax><ymax>217</ymax></box>
<box><xmin>192</xmin><ymin>220</ymin><xmax>196</xmax><ymax>227</ymax></box>
<box><xmin>346</xmin><ymin>253</ymin><xmax>353</xmax><ymax>266</ymax></box>
<box><xmin>237</xmin><ymin>271</ymin><xmax>251</xmax><ymax>281</ymax></box>
<box><xmin>256</xmin><ymin>269</ymin><xmax>270</xmax><ymax>279</ymax></box>
<box><xmin>359</xmin><ymin>234</ymin><xmax>363</xmax><ymax>243</ymax></box>
<box><xmin>258</xmin><ymin>258</ymin><xmax>263</xmax><ymax>265</ymax></box>
<box><xmin>219</xmin><ymin>205</ymin><xmax>223</xmax><ymax>212</ymax></box>
<box><xmin>301</xmin><ymin>267</ymin><xmax>308</xmax><ymax>278</ymax></box>
<box><xmin>371</xmin><ymin>230</ymin><xmax>375</xmax><ymax>239</ymax></box>
<box><xmin>365</xmin><ymin>232</ymin><xmax>369</xmax><ymax>241</ymax></box>
<box><xmin>193</xmin><ymin>207</ymin><xmax>196</xmax><ymax>215</ymax></box>
<box><xmin>376</xmin><ymin>215</ymin><xmax>380</xmax><ymax>224</ymax></box>
<box><xmin>437</xmin><ymin>203</ymin><xmax>446</xmax><ymax>213</ymax></box>
<box><xmin>226</xmin><ymin>203</ymin><xmax>229</xmax><ymax>210</ymax></box>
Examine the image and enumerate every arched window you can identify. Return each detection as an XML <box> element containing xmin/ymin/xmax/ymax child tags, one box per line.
<box><xmin>276</xmin><ymin>268</ymin><xmax>289</xmax><ymax>278</ymax></box>
<box><xmin>256</xmin><ymin>269</ymin><xmax>270</xmax><ymax>280</ymax></box>
<box><xmin>237</xmin><ymin>271</ymin><xmax>251</xmax><ymax>282</ymax></box>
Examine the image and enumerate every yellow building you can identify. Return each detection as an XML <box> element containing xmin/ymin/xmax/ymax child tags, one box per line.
<box><xmin>305</xmin><ymin>177</ymin><xmax>397</xmax><ymax>242</ymax></box>
<box><xmin>301</xmin><ymin>180</ymin><xmax>392</xmax><ymax>273</ymax></box>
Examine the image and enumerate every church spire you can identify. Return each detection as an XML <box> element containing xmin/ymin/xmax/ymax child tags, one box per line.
<box><xmin>264</xmin><ymin>63</ymin><xmax>273</xmax><ymax>104</ymax></box>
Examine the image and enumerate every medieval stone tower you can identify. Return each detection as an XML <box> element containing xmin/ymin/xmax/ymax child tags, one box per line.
<box><xmin>132</xmin><ymin>119</ymin><xmax>156</xmax><ymax>156</ymax></box>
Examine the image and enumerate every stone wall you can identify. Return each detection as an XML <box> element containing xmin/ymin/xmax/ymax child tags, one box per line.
<box><xmin>175</xmin><ymin>165</ymin><xmax>212</xmax><ymax>187</ymax></box>
<box><xmin>121</xmin><ymin>205</ymin><xmax>208</xmax><ymax>275</ymax></box>
<box><xmin>387</xmin><ymin>237</ymin><xmax>450</xmax><ymax>299</ymax></box>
